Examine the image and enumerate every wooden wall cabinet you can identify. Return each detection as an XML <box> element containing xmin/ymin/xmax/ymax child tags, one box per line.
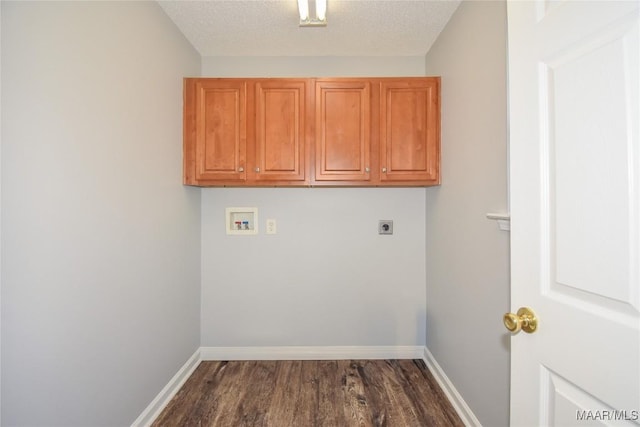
<box><xmin>184</xmin><ymin>77</ymin><xmax>440</xmax><ymax>187</ymax></box>
<box><xmin>184</xmin><ymin>78</ymin><xmax>310</xmax><ymax>186</ymax></box>
<box><xmin>184</xmin><ymin>79</ymin><xmax>246</xmax><ymax>184</ymax></box>
<box><xmin>379</xmin><ymin>79</ymin><xmax>440</xmax><ymax>185</ymax></box>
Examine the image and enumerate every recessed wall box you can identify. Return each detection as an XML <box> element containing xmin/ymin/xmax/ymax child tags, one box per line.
<box><xmin>225</xmin><ymin>207</ymin><xmax>258</xmax><ymax>235</ymax></box>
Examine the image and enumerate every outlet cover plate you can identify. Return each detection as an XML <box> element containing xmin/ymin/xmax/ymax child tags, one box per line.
<box><xmin>266</xmin><ymin>219</ymin><xmax>277</xmax><ymax>235</ymax></box>
<box><xmin>379</xmin><ymin>220</ymin><xmax>393</xmax><ymax>235</ymax></box>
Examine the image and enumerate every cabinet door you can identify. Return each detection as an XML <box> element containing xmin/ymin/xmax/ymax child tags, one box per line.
<box><xmin>315</xmin><ymin>80</ymin><xmax>371</xmax><ymax>182</ymax></box>
<box><xmin>252</xmin><ymin>80</ymin><xmax>308</xmax><ymax>183</ymax></box>
<box><xmin>379</xmin><ymin>78</ymin><xmax>440</xmax><ymax>184</ymax></box>
<box><xmin>191</xmin><ymin>79</ymin><xmax>247</xmax><ymax>182</ymax></box>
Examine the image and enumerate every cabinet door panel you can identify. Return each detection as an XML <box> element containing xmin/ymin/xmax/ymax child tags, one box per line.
<box><xmin>380</xmin><ymin>79</ymin><xmax>440</xmax><ymax>184</ymax></box>
<box><xmin>254</xmin><ymin>80</ymin><xmax>307</xmax><ymax>182</ymax></box>
<box><xmin>315</xmin><ymin>80</ymin><xmax>371</xmax><ymax>181</ymax></box>
<box><xmin>195</xmin><ymin>80</ymin><xmax>246</xmax><ymax>181</ymax></box>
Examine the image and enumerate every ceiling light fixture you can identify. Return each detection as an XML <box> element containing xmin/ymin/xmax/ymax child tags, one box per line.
<box><xmin>298</xmin><ymin>0</ymin><xmax>327</xmax><ymax>27</ymax></box>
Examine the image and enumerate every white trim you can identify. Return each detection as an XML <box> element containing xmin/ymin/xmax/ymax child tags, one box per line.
<box><xmin>131</xmin><ymin>348</ymin><xmax>202</xmax><ymax>427</ymax></box>
<box><xmin>422</xmin><ymin>347</ymin><xmax>481</xmax><ymax>427</ymax></box>
<box><xmin>200</xmin><ymin>345</ymin><xmax>424</xmax><ymax>361</ymax></box>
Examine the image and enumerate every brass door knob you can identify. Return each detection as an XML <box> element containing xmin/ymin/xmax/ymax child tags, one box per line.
<box><xmin>504</xmin><ymin>307</ymin><xmax>538</xmax><ymax>334</ymax></box>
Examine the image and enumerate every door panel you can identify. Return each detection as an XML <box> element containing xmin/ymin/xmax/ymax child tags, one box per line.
<box><xmin>542</xmin><ymin>369</ymin><xmax>639</xmax><ymax>427</ymax></box>
<box><xmin>380</xmin><ymin>79</ymin><xmax>440</xmax><ymax>183</ymax></box>
<box><xmin>254</xmin><ymin>80</ymin><xmax>307</xmax><ymax>182</ymax></box>
<box><xmin>549</xmin><ymin>14</ymin><xmax>638</xmax><ymax>308</ymax></box>
<box><xmin>508</xmin><ymin>1</ymin><xmax>639</xmax><ymax>424</ymax></box>
<box><xmin>195</xmin><ymin>80</ymin><xmax>246</xmax><ymax>181</ymax></box>
<box><xmin>315</xmin><ymin>80</ymin><xmax>371</xmax><ymax>181</ymax></box>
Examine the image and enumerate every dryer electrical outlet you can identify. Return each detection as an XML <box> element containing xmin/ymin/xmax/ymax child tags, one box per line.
<box><xmin>378</xmin><ymin>220</ymin><xmax>393</xmax><ymax>235</ymax></box>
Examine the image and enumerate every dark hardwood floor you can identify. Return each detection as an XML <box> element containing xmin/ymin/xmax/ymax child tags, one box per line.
<box><xmin>151</xmin><ymin>359</ymin><xmax>464</xmax><ymax>427</ymax></box>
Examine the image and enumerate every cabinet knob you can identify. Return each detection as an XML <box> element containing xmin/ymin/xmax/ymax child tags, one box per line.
<box><xmin>382</xmin><ymin>167</ymin><xmax>387</xmax><ymax>173</ymax></box>
<box><xmin>255</xmin><ymin>167</ymin><xmax>260</xmax><ymax>173</ymax></box>
<box><xmin>238</xmin><ymin>166</ymin><xmax>244</xmax><ymax>172</ymax></box>
<box><xmin>365</xmin><ymin>167</ymin><xmax>370</xmax><ymax>173</ymax></box>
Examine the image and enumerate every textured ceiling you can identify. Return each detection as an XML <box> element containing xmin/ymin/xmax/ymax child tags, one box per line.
<box><xmin>158</xmin><ymin>0</ymin><xmax>461</xmax><ymax>57</ymax></box>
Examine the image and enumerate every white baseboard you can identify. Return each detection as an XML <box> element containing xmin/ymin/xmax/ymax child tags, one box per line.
<box><xmin>422</xmin><ymin>347</ymin><xmax>481</xmax><ymax>427</ymax></box>
<box><xmin>200</xmin><ymin>345</ymin><xmax>424</xmax><ymax>361</ymax></box>
<box><xmin>131</xmin><ymin>348</ymin><xmax>202</xmax><ymax>427</ymax></box>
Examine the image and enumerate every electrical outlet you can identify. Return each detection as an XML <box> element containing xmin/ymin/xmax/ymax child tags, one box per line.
<box><xmin>266</xmin><ymin>219</ymin><xmax>277</xmax><ymax>235</ymax></box>
<box><xmin>378</xmin><ymin>220</ymin><xmax>393</xmax><ymax>235</ymax></box>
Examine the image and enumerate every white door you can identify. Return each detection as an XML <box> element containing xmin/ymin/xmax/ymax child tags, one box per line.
<box><xmin>508</xmin><ymin>1</ymin><xmax>640</xmax><ymax>426</ymax></box>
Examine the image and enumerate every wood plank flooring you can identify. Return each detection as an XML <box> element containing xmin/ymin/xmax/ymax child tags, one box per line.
<box><xmin>151</xmin><ymin>359</ymin><xmax>464</xmax><ymax>427</ymax></box>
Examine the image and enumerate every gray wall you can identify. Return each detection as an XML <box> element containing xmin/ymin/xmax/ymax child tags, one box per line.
<box><xmin>1</xmin><ymin>2</ymin><xmax>201</xmax><ymax>425</ymax></box>
<box><xmin>199</xmin><ymin>58</ymin><xmax>428</xmax><ymax>348</ymax></box>
<box><xmin>201</xmin><ymin>56</ymin><xmax>426</xmax><ymax>77</ymax></box>
<box><xmin>424</xmin><ymin>1</ymin><xmax>510</xmax><ymax>426</ymax></box>
<box><xmin>201</xmin><ymin>188</ymin><xmax>426</xmax><ymax>347</ymax></box>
